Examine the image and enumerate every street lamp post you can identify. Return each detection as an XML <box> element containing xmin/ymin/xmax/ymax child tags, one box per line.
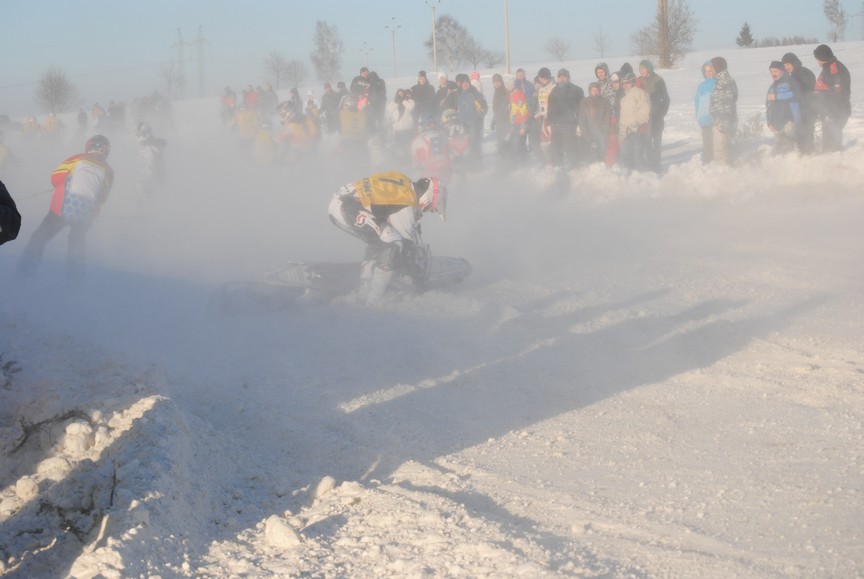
<box><xmin>360</xmin><ymin>41</ymin><xmax>373</xmax><ymax>68</ymax></box>
<box><xmin>426</xmin><ymin>0</ymin><xmax>441</xmax><ymax>73</ymax></box>
<box><xmin>385</xmin><ymin>17</ymin><xmax>401</xmax><ymax>78</ymax></box>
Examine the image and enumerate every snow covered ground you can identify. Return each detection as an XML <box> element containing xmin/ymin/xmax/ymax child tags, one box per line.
<box><xmin>1</xmin><ymin>43</ymin><xmax>863</xmax><ymax>577</ymax></box>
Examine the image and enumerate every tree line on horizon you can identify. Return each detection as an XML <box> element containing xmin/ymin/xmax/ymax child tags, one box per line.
<box><xmin>31</xmin><ymin>0</ymin><xmax>848</xmax><ymax>114</ymax></box>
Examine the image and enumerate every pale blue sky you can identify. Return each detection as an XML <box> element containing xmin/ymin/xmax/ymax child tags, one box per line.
<box><xmin>0</xmin><ymin>0</ymin><xmax>850</xmax><ymax>115</ymax></box>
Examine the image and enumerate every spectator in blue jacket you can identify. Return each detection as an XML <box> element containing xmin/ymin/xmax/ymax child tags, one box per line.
<box><xmin>694</xmin><ymin>61</ymin><xmax>716</xmax><ymax>163</ymax></box>
<box><xmin>766</xmin><ymin>61</ymin><xmax>801</xmax><ymax>154</ymax></box>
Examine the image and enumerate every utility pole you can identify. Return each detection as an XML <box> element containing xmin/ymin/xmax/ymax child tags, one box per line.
<box><xmin>191</xmin><ymin>25</ymin><xmax>209</xmax><ymax>98</ymax></box>
<box><xmin>504</xmin><ymin>0</ymin><xmax>511</xmax><ymax>74</ymax></box>
<box><xmin>170</xmin><ymin>28</ymin><xmax>186</xmax><ymax>99</ymax></box>
<box><xmin>170</xmin><ymin>27</ymin><xmax>210</xmax><ymax>100</ymax></box>
<box><xmin>385</xmin><ymin>17</ymin><xmax>400</xmax><ymax>78</ymax></box>
<box><xmin>427</xmin><ymin>0</ymin><xmax>441</xmax><ymax>73</ymax></box>
<box><xmin>860</xmin><ymin>1</ymin><xmax>864</xmax><ymax>40</ymax></box>
<box><xmin>360</xmin><ymin>41</ymin><xmax>373</xmax><ymax>68</ymax></box>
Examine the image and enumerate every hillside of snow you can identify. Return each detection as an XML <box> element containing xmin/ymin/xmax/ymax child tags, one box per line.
<box><xmin>1</xmin><ymin>44</ymin><xmax>863</xmax><ymax>577</ymax></box>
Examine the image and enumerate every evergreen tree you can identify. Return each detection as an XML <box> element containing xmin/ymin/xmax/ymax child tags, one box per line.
<box><xmin>736</xmin><ymin>22</ymin><xmax>755</xmax><ymax>48</ymax></box>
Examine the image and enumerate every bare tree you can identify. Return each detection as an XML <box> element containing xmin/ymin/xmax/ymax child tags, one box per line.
<box><xmin>34</xmin><ymin>66</ymin><xmax>77</xmax><ymax>114</ymax></box>
<box><xmin>631</xmin><ymin>0</ymin><xmax>697</xmax><ymax>68</ymax></box>
<box><xmin>482</xmin><ymin>50</ymin><xmax>505</xmax><ymax>68</ymax></box>
<box><xmin>263</xmin><ymin>51</ymin><xmax>291</xmax><ymax>90</ymax></box>
<box><xmin>285</xmin><ymin>59</ymin><xmax>310</xmax><ymax>89</ymax></box>
<box><xmin>463</xmin><ymin>37</ymin><xmax>487</xmax><ymax>68</ymax></box>
<box><xmin>544</xmin><ymin>36</ymin><xmax>571</xmax><ymax>61</ymax></box>
<box><xmin>160</xmin><ymin>61</ymin><xmax>183</xmax><ymax>100</ymax></box>
<box><xmin>594</xmin><ymin>26</ymin><xmax>612</xmax><ymax>58</ymax></box>
<box><xmin>425</xmin><ymin>15</ymin><xmax>470</xmax><ymax>72</ymax></box>
<box><xmin>823</xmin><ymin>0</ymin><xmax>847</xmax><ymax>41</ymax></box>
<box><xmin>310</xmin><ymin>20</ymin><xmax>344</xmax><ymax>82</ymax></box>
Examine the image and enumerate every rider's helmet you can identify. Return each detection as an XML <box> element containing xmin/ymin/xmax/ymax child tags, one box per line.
<box><xmin>440</xmin><ymin>108</ymin><xmax>458</xmax><ymax>128</ymax></box>
<box><xmin>417</xmin><ymin>112</ymin><xmax>436</xmax><ymax>132</ymax></box>
<box><xmin>135</xmin><ymin>121</ymin><xmax>151</xmax><ymax>140</ymax></box>
<box><xmin>278</xmin><ymin>100</ymin><xmax>299</xmax><ymax>122</ymax></box>
<box><xmin>414</xmin><ymin>177</ymin><xmax>447</xmax><ymax>221</ymax></box>
<box><xmin>85</xmin><ymin>134</ymin><xmax>111</xmax><ymax>158</ymax></box>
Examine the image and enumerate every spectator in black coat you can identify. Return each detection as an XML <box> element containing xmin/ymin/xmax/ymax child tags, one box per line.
<box><xmin>410</xmin><ymin>71</ymin><xmax>437</xmax><ymax>122</ymax></box>
<box><xmin>547</xmin><ymin>68</ymin><xmax>584</xmax><ymax>168</ymax></box>
<box><xmin>812</xmin><ymin>44</ymin><xmax>851</xmax><ymax>153</ymax></box>
<box><xmin>0</xmin><ymin>180</ymin><xmax>22</xmax><ymax>246</ymax></box>
<box><xmin>782</xmin><ymin>52</ymin><xmax>817</xmax><ymax>154</ymax></box>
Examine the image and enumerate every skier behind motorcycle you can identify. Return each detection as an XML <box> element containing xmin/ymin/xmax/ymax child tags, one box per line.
<box><xmin>328</xmin><ymin>171</ymin><xmax>447</xmax><ymax>304</ymax></box>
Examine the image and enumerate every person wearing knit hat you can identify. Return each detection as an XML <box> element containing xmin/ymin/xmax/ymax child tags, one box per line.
<box><xmin>535</xmin><ymin>67</ymin><xmax>556</xmax><ymax>155</ymax></box>
<box><xmin>547</xmin><ymin>65</ymin><xmax>583</xmax><ymax>168</ymax></box>
<box><xmin>694</xmin><ymin>60</ymin><xmax>715</xmax><ymax>164</ymax></box>
<box><xmin>617</xmin><ymin>68</ymin><xmax>650</xmax><ymax>171</ymax></box>
<box><xmin>579</xmin><ymin>81</ymin><xmax>613</xmax><ymax>164</ymax></box>
<box><xmin>766</xmin><ymin>57</ymin><xmax>801</xmax><ymax>154</ymax></box>
<box><xmin>708</xmin><ymin>55</ymin><xmax>738</xmax><ymax>165</ymax></box>
<box><xmin>638</xmin><ymin>59</ymin><xmax>669</xmax><ymax>172</ymax></box>
<box><xmin>507</xmin><ymin>73</ymin><xmax>530</xmax><ymax>163</ymax></box>
<box><xmin>781</xmin><ymin>52</ymin><xmax>817</xmax><ymax>154</ymax></box>
<box><xmin>456</xmin><ymin>72</ymin><xmax>487</xmax><ymax>166</ymax></box>
<box><xmin>412</xmin><ymin>69</ymin><xmax>437</xmax><ymax>121</ymax></box>
<box><xmin>491</xmin><ymin>73</ymin><xmax>511</xmax><ymax>159</ymax></box>
<box><xmin>812</xmin><ymin>44</ymin><xmax>851</xmax><ymax>152</ymax></box>
<box><xmin>813</xmin><ymin>44</ymin><xmax>834</xmax><ymax>62</ymax></box>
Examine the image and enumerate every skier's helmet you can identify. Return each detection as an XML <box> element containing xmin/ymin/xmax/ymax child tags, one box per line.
<box><xmin>85</xmin><ymin>135</ymin><xmax>111</xmax><ymax>158</ymax></box>
<box><xmin>415</xmin><ymin>177</ymin><xmax>447</xmax><ymax>221</ymax></box>
<box><xmin>135</xmin><ymin>121</ymin><xmax>151</xmax><ymax>139</ymax></box>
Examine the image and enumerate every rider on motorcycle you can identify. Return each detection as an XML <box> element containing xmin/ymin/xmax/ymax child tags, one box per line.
<box><xmin>328</xmin><ymin>171</ymin><xmax>447</xmax><ymax>304</ymax></box>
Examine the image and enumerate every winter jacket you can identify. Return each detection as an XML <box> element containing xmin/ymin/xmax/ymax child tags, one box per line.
<box><xmin>492</xmin><ymin>84</ymin><xmax>511</xmax><ymax>131</ymax></box>
<box><xmin>595</xmin><ymin>63</ymin><xmax>617</xmax><ymax>110</ymax></box>
<box><xmin>766</xmin><ymin>73</ymin><xmax>801</xmax><ymax>131</ymax></box>
<box><xmin>49</xmin><ymin>152</ymin><xmax>114</xmax><ymax>222</ymax></box>
<box><xmin>510</xmin><ymin>88</ymin><xmax>529</xmax><ymax>131</ymax></box>
<box><xmin>618</xmin><ymin>86</ymin><xmax>650</xmax><ymax>140</ymax></box>
<box><xmin>388</xmin><ymin>98</ymin><xmax>416</xmax><ymax>133</ymax></box>
<box><xmin>710</xmin><ymin>70</ymin><xmax>738</xmax><ymax>134</ymax></box>
<box><xmin>410</xmin><ymin>80</ymin><xmax>437</xmax><ymax>119</ymax></box>
<box><xmin>547</xmin><ymin>80</ymin><xmax>583</xmax><ymax>127</ymax></box>
<box><xmin>321</xmin><ymin>90</ymin><xmax>341</xmax><ymax>126</ymax></box>
<box><xmin>436</xmin><ymin>81</ymin><xmax>459</xmax><ymax>114</ymax></box>
<box><xmin>457</xmin><ymin>86</ymin><xmax>486</xmax><ymax>129</ymax></box>
<box><xmin>366</xmin><ymin>73</ymin><xmax>387</xmax><ymax>114</ymax></box>
<box><xmin>579</xmin><ymin>94</ymin><xmax>612</xmax><ymax>146</ymax></box>
<box><xmin>814</xmin><ymin>55</ymin><xmax>852</xmax><ymax>121</ymax></box>
<box><xmin>514</xmin><ymin>77</ymin><xmax>534</xmax><ymax>109</ymax></box>
<box><xmin>0</xmin><ymin>179</ymin><xmax>21</xmax><ymax>246</ymax></box>
<box><xmin>350</xmin><ymin>74</ymin><xmax>371</xmax><ymax>97</ymax></box>
<box><xmin>536</xmin><ymin>82</ymin><xmax>556</xmax><ymax>121</ymax></box>
<box><xmin>694</xmin><ymin>62</ymin><xmax>716</xmax><ymax>128</ymax></box>
<box><xmin>639</xmin><ymin>63</ymin><xmax>670</xmax><ymax>120</ymax></box>
<box><xmin>782</xmin><ymin>53</ymin><xmax>817</xmax><ymax>119</ymax></box>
